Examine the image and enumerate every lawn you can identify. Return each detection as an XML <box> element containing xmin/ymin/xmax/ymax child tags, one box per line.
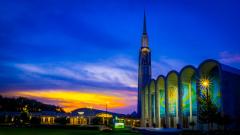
<box><xmin>0</xmin><ymin>127</ymin><xmax>141</xmax><ymax>135</ymax></box>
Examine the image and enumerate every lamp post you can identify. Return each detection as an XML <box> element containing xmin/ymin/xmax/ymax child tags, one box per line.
<box><xmin>106</xmin><ymin>101</ymin><xmax>109</xmax><ymax>126</ymax></box>
<box><xmin>87</xmin><ymin>106</ymin><xmax>93</xmax><ymax>125</ymax></box>
<box><xmin>200</xmin><ymin>78</ymin><xmax>210</xmax><ymax>131</ymax></box>
<box><xmin>78</xmin><ymin>111</ymin><xmax>84</xmax><ymax>125</ymax></box>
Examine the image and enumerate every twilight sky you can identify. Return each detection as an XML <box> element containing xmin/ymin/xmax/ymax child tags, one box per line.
<box><xmin>0</xmin><ymin>0</ymin><xmax>240</xmax><ymax>114</ymax></box>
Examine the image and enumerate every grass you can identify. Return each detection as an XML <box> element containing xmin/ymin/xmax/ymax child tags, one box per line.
<box><xmin>0</xmin><ymin>127</ymin><xmax>141</xmax><ymax>135</ymax></box>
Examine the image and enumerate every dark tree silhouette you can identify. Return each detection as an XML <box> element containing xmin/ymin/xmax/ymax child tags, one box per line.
<box><xmin>91</xmin><ymin>117</ymin><xmax>102</xmax><ymax>125</ymax></box>
<box><xmin>214</xmin><ymin>112</ymin><xmax>232</xmax><ymax>130</ymax></box>
<box><xmin>30</xmin><ymin>117</ymin><xmax>41</xmax><ymax>125</ymax></box>
<box><xmin>198</xmin><ymin>92</ymin><xmax>218</xmax><ymax>130</ymax></box>
<box><xmin>189</xmin><ymin>121</ymin><xmax>196</xmax><ymax>130</ymax></box>
<box><xmin>0</xmin><ymin>95</ymin><xmax>64</xmax><ymax>113</ymax></box>
<box><xmin>55</xmin><ymin>117</ymin><xmax>68</xmax><ymax>125</ymax></box>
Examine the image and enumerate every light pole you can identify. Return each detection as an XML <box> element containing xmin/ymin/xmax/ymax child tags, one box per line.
<box><xmin>105</xmin><ymin>101</ymin><xmax>109</xmax><ymax>126</ymax></box>
<box><xmin>200</xmin><ymin>78</ymin><xmax>210</xmax><ymax>131</ymax></box>
<box><xmin>87</xmin><ymin>106</ymin><xmax>93</xmax><ymax>125</ymax></box>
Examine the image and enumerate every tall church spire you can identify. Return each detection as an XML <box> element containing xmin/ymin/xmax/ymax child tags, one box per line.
<box><xmin>143</xmin><ymin>11</ymin><xmax>147</xmax><ymax>35</ymax></box>
<box><xmin>138</xmin><ymin>11</ymin><xmax>152</xmax><ymax>119</ymax></box>
<box><xmin>141</xmin><ymin>11</ymin><xmax>149</xmax><ymax>47</ymax></box>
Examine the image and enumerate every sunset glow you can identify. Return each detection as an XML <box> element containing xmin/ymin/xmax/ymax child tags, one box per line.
<box><xmin>2</xmin><ymin>90</ymin><xmax>137</xmax><ymax>113</ymax></box>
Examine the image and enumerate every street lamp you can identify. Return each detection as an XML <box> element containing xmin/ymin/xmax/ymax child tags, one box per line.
<box><xmin>200</xmin><ymin>77</ymin><xmax>211</xmax><ymax>104</ymax></box>
<box><xmin>87</xmin><ymin>106</ymin><xmax>93</xmax><ymax>125</ymax></box>
<box><xmin>200</xmin><ymin>77</ymin><xmax>211</xmax><ymax>100</ymax></box>
<box><xmin>106</xmin><ymin>101</ymin><xmax>109</xmax><ymax>126</ymax></box>
<box><xmin>200</xmin><ymin>78</ymin><xmax>210</xmax><ymax>89</ymax></box>
<box><xmin>200</xmin><ymin>77</ymin><xmax>211</xmax><ymax>131</ymax></box>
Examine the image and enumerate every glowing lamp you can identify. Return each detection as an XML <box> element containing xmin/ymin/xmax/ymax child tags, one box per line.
<box><xmin>78</xmin><ymin>112</ymin><xmax>84</xmax><ymax>115</ymax></box>
<box><xmin>200</xmin><ymin>78</ymin><xmax>210</xmax><ymax>88</ymax></box>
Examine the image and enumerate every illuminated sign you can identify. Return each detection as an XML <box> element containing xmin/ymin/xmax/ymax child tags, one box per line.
<box><xmin>113</xmin><ymin>116</ymin><xmax>125</xmax><ymax>129</ymax></box>
<box><xmin>114</xmin><ymin>123</ymin><xmax>125</xmax><ymax>128</ymax></box>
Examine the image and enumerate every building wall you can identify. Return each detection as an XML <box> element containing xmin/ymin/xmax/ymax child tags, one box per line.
<box><xmin>221</xmin><ymin>68</ymin><xmax>240</xmax><ymax>128</ymax></box>
<box><xmin>69</xmin><ymin>117</ymin><xmax>87</xmax><ymax>125</ymax></box>
<box><xmin>138</xmin><ymin>47</ymin><xmax>151</xmax><ymax>117</ymax></box>
<box><xmin>141</xmin><ymin>59</ymin><xmax>240</xmax><ymax>129</ymax></box>
<box><xmin>41</xmin><ymin>116</ymin><xmax>55</xmax><ymax>125</ymax></box>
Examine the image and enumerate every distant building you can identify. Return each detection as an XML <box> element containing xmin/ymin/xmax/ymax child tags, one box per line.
<box><xmin>32</xmin><ymin>111</ymin><xmax>66</xmax><ymax>125</ymax></box>
<box><xmin>41</xmin><ymin>116</ymin><xmax>55</xmax><ymax>125</ymax></box>
<box><xmin>69</xmin><ymin>116</ymin><xmax>87</xmax><ymax>125</ymax></box>
<box><xmin>0</xmin><ymin>108</ymin><xmax>140</xmax><ymax>127</ymax></box>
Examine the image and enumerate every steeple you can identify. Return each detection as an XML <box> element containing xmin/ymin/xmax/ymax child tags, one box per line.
<box><xmin>143</xmin><ymin>11</ymin><xmax>147</xmax><ymax>35</ymax></box>
<box><xmin>138</xmin><ymin>10</ymin><xmax>152</xmax><ymax>119</ymax></box>
<box><xmin>141</xmin><ymin>11</ymin><xmax>149</xmax><ymax>47</ymax></box>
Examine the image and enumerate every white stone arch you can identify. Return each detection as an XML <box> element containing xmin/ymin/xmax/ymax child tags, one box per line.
<box><xmin>166</xmin><ymin>71</ymin><xmax>179</xmax><ymax>128</ymax></box>
<box><xmin>180</xmin><ymin>65</ymin><xmax>198</xmax><ymax>128</ymax></box>
<box><xmin>156</xmin><ymin>75</ymin><xmax>166</xmax><ymax>127</ymax></box>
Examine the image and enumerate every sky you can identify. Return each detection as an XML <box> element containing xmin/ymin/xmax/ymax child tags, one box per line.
<box><xmin>0</xmin><ymin>0</ymin><xmax>240</xmax><ymax>114</ymax></box>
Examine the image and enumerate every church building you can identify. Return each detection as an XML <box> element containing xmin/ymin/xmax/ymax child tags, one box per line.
<box><xmin>138</xmin><ymin>13</ymin><xmax>240</xmax><ymax>129</ymax></box>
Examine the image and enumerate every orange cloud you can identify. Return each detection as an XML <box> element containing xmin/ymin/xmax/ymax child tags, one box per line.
<box><xmin>2</xmin><ymin>90</ymin><xmax>136</xmax><ymax>113</ymax></box>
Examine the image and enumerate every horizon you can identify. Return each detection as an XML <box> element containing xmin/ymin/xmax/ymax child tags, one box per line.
<box><xmin>0</xmin><ymin>95</ymin><xmax>130</xmax><ymax>114</ymax></box>
<box><xmin>1</xmin><ymin>0</ymin><xmax>240</xmax><ymax>114</ymax></box>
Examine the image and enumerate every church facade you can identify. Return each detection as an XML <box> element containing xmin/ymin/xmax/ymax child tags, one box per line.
<box><xmin>138</xmin><ymin>14</ymin><xmax>240</xmax><ymax>129</ymax></box>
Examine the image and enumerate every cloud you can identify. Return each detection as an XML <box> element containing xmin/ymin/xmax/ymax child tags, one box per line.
<box><xmin>0</xmin><ymin>56</ymin><xmax>188</xmax><ymax>90</ymax></box>
<box><xmin>0</xmin><ymin>55</ymin><xmax>186</xmax><ymax>113</ymax></box>
<box><xmin>0</xmin><ymin>55</ymin><xmax>138</xmax><ymax>114</ymax></box>
<box><xmin>0</xmin><ymin>56</ymin><xmax>137</xmax><ymax>91</ymax></box>
<box><xmin>219</xmin><ymin>51</ymin><xmax>240</xmax><ymax>64</ymax></box>
<box><xmin>152</xmin><ymin>56</ymin><xmax>187</xmax><ymax>77</ymax></box>
<box><xmin>82</xmin><ymin>58</ymin><xmax>137</xmax><ymax>88</ymax></box>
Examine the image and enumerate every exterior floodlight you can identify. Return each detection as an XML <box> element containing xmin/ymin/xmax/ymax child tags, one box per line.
<box><xmin>78</xmin><ymin>112</ymin><xmax>84</xmax><ymax>115</ymax></box>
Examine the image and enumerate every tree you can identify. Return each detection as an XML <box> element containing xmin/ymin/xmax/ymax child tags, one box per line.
<box><xmin>0</xmin><ymin>95</ymin><xmax>65</xmax><ymax>113</ymax></box>
<box><xmin>19</xmin><ymin>105</ymin><xmax>30</xmax><ymax>125</ymax></box>
<box><xmin>189</xmin><ymin>121</ymin><xmax>196</xmax><ymax>130</ymax></box>
<box><xmin>0</xmin><ymin>115</ymin><xmax>5</xmax><ymax>123</ymax></box>
<box><xmin>30</xmin><ymin>117</ymin><xmax>41</xmax><ymax>125</ymax></box>
<box><xmin>55</xmin><ymin>117</ymin><xmax>68</xmax><ymax>125</ymax></box>
<box><xmin>214</xmin><ymin>113</ymin><xmax>232</xmax><ymax>130</ymax></box>
<box><xmin>198</xmin><ymin>92</ymin><xmax>218</xmax><ymax>130</ymax></box>
<box><xmin>91</xmin><ymin>117</ymin><xmax>102</xmax><ymax>125</ymax></box>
